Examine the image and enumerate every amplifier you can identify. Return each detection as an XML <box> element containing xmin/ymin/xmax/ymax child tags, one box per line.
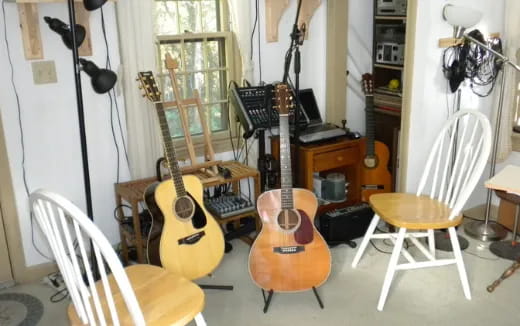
<box><xmin>377</xmin><ymin>0</ymin><xmax>407</xmax><ymax>16</ymax></box>
<box><xmin>376</xmin><ymin>42</ymin><xmax>405</xmax><ymax>65</ymax></box>
<box><xmin>319</xmin><ymin>203</ymin><xmax>373</xmax><ymax>245</ymax></box>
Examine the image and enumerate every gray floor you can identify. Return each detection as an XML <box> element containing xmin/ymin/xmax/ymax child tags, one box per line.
<box><xmin>2</xmin><ymin>231</ymin><xmax>520</xmax><ymax>326</ymax></box>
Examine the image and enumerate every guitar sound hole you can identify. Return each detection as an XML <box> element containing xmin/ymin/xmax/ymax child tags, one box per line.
<box><xmin>364</xmin><ymin>155</ymin><xmax>379</xmax><ymax>169</ymax></box>
<box><xmin>277</xmin><ymin>209</ymin><xmax>301</xmax><ymax>232</ymax></box>
<box><xmin>174</xmin><ymin>196</ymin><xmax>195</xmax><ymax>221</ymax></box>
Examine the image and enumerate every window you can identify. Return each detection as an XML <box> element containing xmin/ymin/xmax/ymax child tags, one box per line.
<box><xmin>153</xmin><ymin>0</ymin><xmax>234</xmax><ymax>140</ymax></box>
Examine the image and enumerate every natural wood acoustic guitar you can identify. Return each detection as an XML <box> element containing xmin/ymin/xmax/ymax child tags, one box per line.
<box><xmin>137</xmin><ymin>71</ymin><xmax>224</xmax><ymax>280</ymax></box>
<box><xmin>360</xmin><ymin>73</ymin><xmax>392</xmax><ymax>202</ymax></box>
<box><xmin>248</xmin><ymin>84</ymin><xmax>331</xmax><ymax>292</ymax></box>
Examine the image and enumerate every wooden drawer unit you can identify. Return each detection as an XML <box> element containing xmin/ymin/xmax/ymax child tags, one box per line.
<box><xmin>270</xmin><ymin>137</ymin><xmax>362</xmax><ymax>214</ymax></box>
<box><xmin>313</xmin><ymin>147</ymin><xmax>358</xmax><ymax>171</ymax></box>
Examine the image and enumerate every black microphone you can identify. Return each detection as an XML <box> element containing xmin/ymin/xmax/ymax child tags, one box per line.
<box><xmin>79</xmin><ymin>59</ymin><xmax>117</xmax><ymax>94</ymax></box>
<box><xmin>83</xmin><ymin>0</ymin><xmax>107</xmax><ymax>11</ymax></box>
<box><xmin>44</xmin><ymin>17</ymin><xmax>86</xmax><ymax>49</ymax></box>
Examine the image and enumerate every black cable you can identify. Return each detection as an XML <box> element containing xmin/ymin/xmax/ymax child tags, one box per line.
<box><xmin>100</xmin><ymin>8</ymin><xmax>130</xmax><ymax>178</ymax></box>
<box><xmin>250</xmin><ymin>0</ymin><xmax>258</xmax><ymax>62</ymax></box>
<box><xmin>50</xmin><ymin>288</ymin><xmax>69</xmax><ymax>303</ymax></box>
<box><xmin>2</xmin><ymin>0</ymin><xmax>53</xmax><ymax>261</ymax></box>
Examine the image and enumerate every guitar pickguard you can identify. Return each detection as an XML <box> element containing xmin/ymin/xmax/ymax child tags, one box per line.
<box><xmin>187</xmin><ymin>192</ymin><xmax>207</xmax><ymax>229</ymax></box>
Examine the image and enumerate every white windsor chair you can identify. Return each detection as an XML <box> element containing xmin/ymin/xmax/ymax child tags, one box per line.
<box><xmin>30</xmin><ymin>189</ymin><xmax>207</xmax><ymax>326</ymax></box>
<box><xmin>351</xmin><ymin>110</ymin><xmax>492</xmax><ymax>311</ymax></box>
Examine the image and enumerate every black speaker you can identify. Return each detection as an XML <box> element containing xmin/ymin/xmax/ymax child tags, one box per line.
<box><xmin>318</xmin><ymin>203</ymin><xmax>374</xmax><ymax>246</ymax></box>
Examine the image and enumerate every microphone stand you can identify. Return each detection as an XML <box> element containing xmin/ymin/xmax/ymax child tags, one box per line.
<box><xmin>66</xmin><ymin>0</ymin><xmax>98</xmax><ymax>278</ymax></box>
<box><xmin>463</xmin><ymin>33</ymin><xmax>520</xmax><ymax>242</ymax></box>
<box><xmin>282</xmin><ymin>0</ymin><xmax>305</xmax><ymax>187</ymax></box>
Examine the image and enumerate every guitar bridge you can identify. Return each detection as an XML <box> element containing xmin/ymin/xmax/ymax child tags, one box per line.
<box><xmin>178</xmin><ymin>231</ymin><xmax>206</xmax><ymax>245</ymax></box>
<box><xmin>273</xmin><ymin>246</ymin><xmax>305</xmax><ymax>254</ymax></box>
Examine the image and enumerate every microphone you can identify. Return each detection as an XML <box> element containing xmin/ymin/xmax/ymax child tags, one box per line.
<box><xmin>83</xmin><ymin>0</ymin><xmax>108</xmax><ymax>11</ymax></box>
<box><xmin>79</xmin><ymin>59</ymin><xmax>117</xmax><ymax>94</ymax></box>
<box><xmin>44</xmin><ymin>17</ymin><xmax>86</xmax><ymax>49</ymax></box>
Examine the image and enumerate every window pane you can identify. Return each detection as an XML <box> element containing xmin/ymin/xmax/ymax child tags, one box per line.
<box><xmin>183</xmin><ymin>41</ymin><xmax>204</xmax><ymax>71</ymax></box>
<box><xmin>165</xmin><ymin>108</ymin><xmax>184</xmax><ymax>138</ymax></box>
<box><xmin>207</xmin><ymin>103</ymin><xmax>227</xmax><ymax>132</ymax></box>
<box><xmin>154</xmin><ymin>1</ymin><xmax>179</xmax><ymax>35</ymax></box>
<box><xmin>207</xmin><ymin>70</ymin><xmax>225</xmax><ymax>102</ymax></box>
<box><xmin>181</xmin><ymin>72</ymin><xmax>205</xmax><ymax>100</ymax></box>
<box><xmin>206</xmin><ymin>40</ymin><xmax>224</xmax><ymax>69</ymax></box>
<box><xmin>178</xmin><ymin>1</ymin><xmax>202</xmax><ymax>33</ymax></box>
<box><xmin>202</xmin><ymin>0</ymin><xmax>218</xmax><ymax>32</ymax></box>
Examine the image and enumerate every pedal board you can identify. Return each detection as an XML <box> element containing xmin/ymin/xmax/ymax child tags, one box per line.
<box><xmin>204</xmin><ymin>194</ymin><xmax>255</xmax><ymax>219</ymax></box>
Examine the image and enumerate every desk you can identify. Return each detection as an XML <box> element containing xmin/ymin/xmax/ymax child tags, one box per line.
<box><xmin>115</xmin><ymin>161</ymin><xmax>260</xmax><ymax>264</ymax></box>
<box><xmin>270</xmin><ymin>137</ymin><xmax>362</xmax><ymax>214</ymax></box>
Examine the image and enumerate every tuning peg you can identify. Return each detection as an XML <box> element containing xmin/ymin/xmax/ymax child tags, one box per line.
<box><xmin>273</xmin><ymin>105</ymin><xmax>279</xmax><ymax>109</ymax></box>
<box><xmin>138</xmin><ymin>85</ymin><xmax>143</xmax><ymax>89</ymax></box>
<box><xmin>142</xmin><ymin>93</ymin><xmax>147</xmax><ymax>98</ymax></box>
<box><xmin>135</xmin><ymin>77</ymin><xmax>140</xmax><ymax>82</ymax></box>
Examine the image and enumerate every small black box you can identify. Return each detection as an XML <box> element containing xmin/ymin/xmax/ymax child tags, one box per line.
<box><xmin>319</xmin><ymin>203</ymin><xmax>374</xmax><ymax>244</ymax></box>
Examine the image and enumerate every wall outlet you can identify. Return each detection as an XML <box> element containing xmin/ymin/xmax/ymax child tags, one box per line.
<box><xmin>32</xmin><ymin>60</ymin><xmax>57</xmax><ymax>85</ymax></box>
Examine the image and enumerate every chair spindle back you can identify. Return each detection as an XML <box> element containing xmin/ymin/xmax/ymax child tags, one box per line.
<box><xmin>416</xmin><ymin>110</ymin><xmax>492</xmax><ymax>220</ymax></box>
<box><xmin>30</xmin><ymin>189</ymin><xmax>146</xmax><ymax>326</ymax></box>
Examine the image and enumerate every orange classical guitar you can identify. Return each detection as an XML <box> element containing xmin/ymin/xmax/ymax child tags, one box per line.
<box><xmin>248</xmin><ymin>84</ymin><xmax>331</xmax><ymax>293</ymax></box>
<box><xmin>360</xmin><ymin>73</ymin><xmax>392</xmax><ymax>202</ymax></box>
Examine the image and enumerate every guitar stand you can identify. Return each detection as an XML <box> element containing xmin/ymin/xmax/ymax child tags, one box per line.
<box><xmin>261</xmin><ymin>287</ymin><xmax>324</xmax><ymax>313</ymax></box>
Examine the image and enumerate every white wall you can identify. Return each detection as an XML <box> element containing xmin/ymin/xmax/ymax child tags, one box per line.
<box><xmin>346</xmin><ymin>0</ymin><xmax>373</xmax><ymax>135</ymax></box>
<box><xmin>250</xmin><ymin>0</ymin><xmax>328</xmax><ymax>119</ymax></box>
<box><xmin>0</xmin><ymin>3</ymin><xmax>129</xmax><ymax>266</ymax></box>
<box><xmin>405</xmin><ymin>0</ymin><xmax>519</xmax><ymax>209</ymax></box>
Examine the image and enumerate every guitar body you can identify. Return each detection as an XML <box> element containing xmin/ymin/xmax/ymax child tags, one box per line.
<box><xmin>143</xmin><ymin>181</ymin><xmax>164</xmax><ymax>266</ymax></box>
<box><xmin>359</xmin><ymin>138</ymin><xmax>392</xmax><ymax>202</ymax></box>
<box><xmin>249</xmin><ymin>188</ymin><xmax>331</xmax><ymax>292</ymax></box>
<box><xmin>153</xmin><ymin>175</ymin><xmax>224</xmax><ymax>280</ymax></box>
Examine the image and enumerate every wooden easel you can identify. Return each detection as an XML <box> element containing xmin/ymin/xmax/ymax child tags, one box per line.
<box><xmin>164</xmin><ymin>53</ymin><xmax>220</xmax><ymax>181</ymax></box>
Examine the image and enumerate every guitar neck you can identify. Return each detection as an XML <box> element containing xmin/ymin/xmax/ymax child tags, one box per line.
<box><xmin>365</xmin><ymin>95</ymin><xmax>376</xmax><ymax>156</ymax></box>
<box><xmin>279</xmin><ymin>115</ymin><xmax>294</xmax><ymax>210</ymax></box>
<box><xmin>155</xmin><ymin>103</ymin><xmax>186</xmax><ymax>196</ymax></box>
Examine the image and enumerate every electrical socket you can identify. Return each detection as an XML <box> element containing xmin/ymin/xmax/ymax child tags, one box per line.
<box><xmin>32</xmin><ymin>60</ymin><xmax>57</xmax><ymax>85</ymax></box>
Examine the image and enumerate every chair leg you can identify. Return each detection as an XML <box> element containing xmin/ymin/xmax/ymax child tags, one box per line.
<box><xmin>377</xmin><ymin>227</ymin><xmax>406</xmax><ymax>311</ymax></box>
<box><xmin>428</xmin><ymin>229</ymin><xmax>435</xmax><ymax>258</ymax></box>
<box><xmin>194</xmin><ymin>313</ymin><xmax>207</xmax><ymax>326</ymax></box>
<box><xmin>448</xmin><ymin>227</ymin><xmax>471</xmax><ymax>300</ymax></box>
<box><xmin>352</xmin><ymin>214</ymin><xmax>381</xmax><ymax>268</ymax></box>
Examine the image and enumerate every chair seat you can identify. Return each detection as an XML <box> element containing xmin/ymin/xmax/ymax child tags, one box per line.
<box><xmin>369</xmin><ymin>193</ymin><xmax>463</xmax><ymax>230</ymax></box>
<box><xmin>68</xmin><ymin>264</ymin><xmax>204</xmax><ymax>326</ymax></box>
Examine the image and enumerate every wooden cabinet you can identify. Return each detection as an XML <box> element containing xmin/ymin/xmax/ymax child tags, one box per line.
<box><xmin>270</xmin><ymin>138</ymin><xmax>362</xmax><ymax>215</ymax></box>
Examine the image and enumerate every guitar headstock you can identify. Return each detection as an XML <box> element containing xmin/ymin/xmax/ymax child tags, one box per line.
<box><xmin>137</xmin><ymin>71</ymin><xmax>162</xmax><ymax>102</ymax></box>
<box><xmin>273</xmin><ymin>84</ymin><xmax>293</xmax><ymax>115</ymax></box>
<box><xmin>361</xmin><ymin>73</ymin><xmax>374</xmax><ymax>96</ymax></box>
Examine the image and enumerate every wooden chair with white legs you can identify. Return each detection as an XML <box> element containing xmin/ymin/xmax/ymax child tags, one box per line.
<box><xmin>29</xmin><ymin>189</ymin><xmax>207</xmax><ymax>326</ymax></box>
<box><xmin>352</xmin><ymin>110</ymin><xmax>492</xmax><ymax>311</ymax></box>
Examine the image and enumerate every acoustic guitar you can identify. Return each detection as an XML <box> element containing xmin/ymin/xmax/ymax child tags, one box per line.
<box><xmin>137</xmin><ymin>71</ymin><xmax>224</xmax><ymax>280</ymax></box>
<box><xmin>248</xmin><ymin>84</ymin><xmax>331</xmax><ymax>292</ymax></box>
<box><xmin>359</xmin><ymin>73</ymin><xmax>392</xmax><ymax>202</ymax></box>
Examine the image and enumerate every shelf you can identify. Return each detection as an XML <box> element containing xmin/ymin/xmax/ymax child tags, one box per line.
<box><xmin>375</xmin><ymin>108</ymin><xmax>401</xmax><ymax>117</ymax></box>
<box><xmin>374</xmin><ymin>64</ymin><xmax>404</xmax><ymax>71</ymax></box>
<box><xmin>375</xmin><ymin>15</ymin><xmax>406</xmax><ymax>21</ymax></box>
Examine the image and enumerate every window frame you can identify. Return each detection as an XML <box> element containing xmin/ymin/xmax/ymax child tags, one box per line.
<box><xmin>153</xmin><ymin>0</ymin><xmax>239</xmax><ymax>159</ymax></box>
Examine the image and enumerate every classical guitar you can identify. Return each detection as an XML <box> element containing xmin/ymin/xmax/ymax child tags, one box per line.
<box><xmin>137</xmin><ymin>71</ymin><xmax>224</xmax><ymax>280</ymax></box>
<box><xmin>248</xmin><ymin>84</ymin><xmax>331</xmax><ymax>292</ymax></box>
<box><xmin>360</xmin><ymin>73</ymin><xmax>392</xmax><ymax>202</ymax></box>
